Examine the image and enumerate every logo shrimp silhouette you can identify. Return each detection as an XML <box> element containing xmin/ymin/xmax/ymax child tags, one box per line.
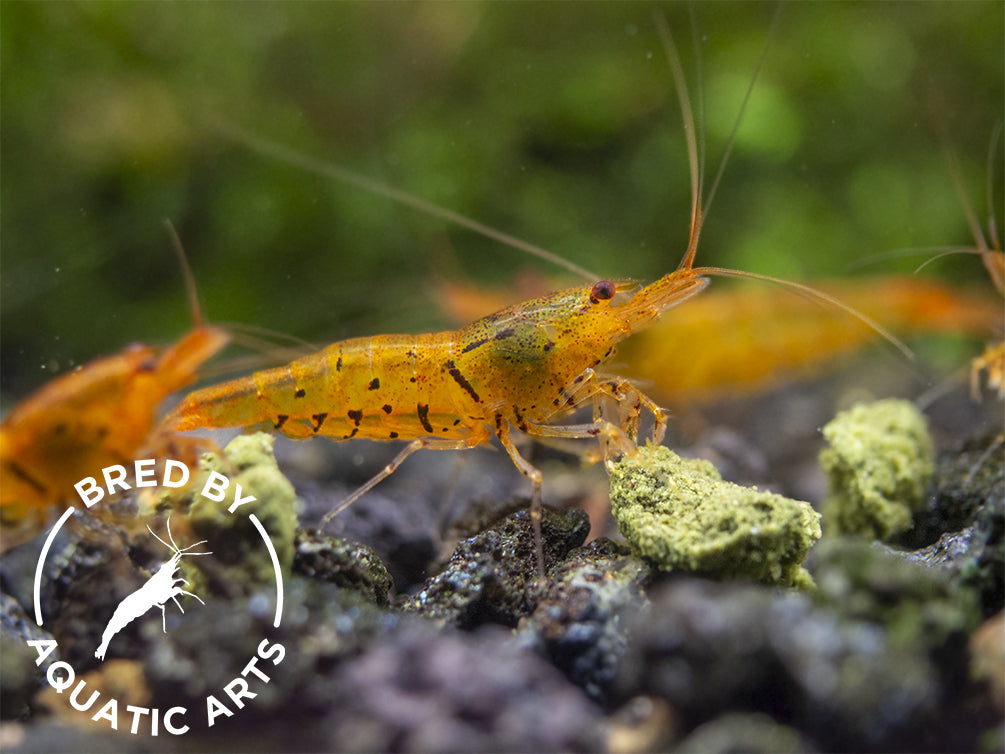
<box><xmin>95</xmin><ymin>518</ymin><xmax>212</xmax><ymax>661</ymax></box>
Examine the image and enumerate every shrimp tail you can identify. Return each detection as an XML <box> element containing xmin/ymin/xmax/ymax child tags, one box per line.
<box><xmin>160</xmin><ymin>372</ymin><xmax>264</xmax><ymax>433</ymax></box>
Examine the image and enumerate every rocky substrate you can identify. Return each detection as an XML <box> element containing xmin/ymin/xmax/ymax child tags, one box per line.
<box><xmin>0</xmin><ymin>422</ymin><xmax>1001</xmax><ymax>753</ymax></box>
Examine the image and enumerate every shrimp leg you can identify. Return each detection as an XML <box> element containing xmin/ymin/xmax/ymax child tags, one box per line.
<box><xmin>540</xmin><ymin>368</ymin><xmax>668</xmax><ymax>462</ymax></box>
<box><xmin>494</xmin><ymin>420</ymin><xmax>547</xmax><ymax>580</ymax></box>
<box><xmin>588</xmin><ymin>373</ymin><xmax>671</xmax><ymax>446</ymax></box>
<box><xmin>497</xmin><ymin>409</ymin><xmax>642</xmax><ymax>580</ymax></box>
<box><xmin>319</xmin><ymin>433</ymin><xmax>491</xmax><ymax>527</ymax></box>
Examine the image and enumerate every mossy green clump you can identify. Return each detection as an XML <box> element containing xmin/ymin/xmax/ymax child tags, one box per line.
<box><xmin>609</xmin><ymin>446</ymin><xmax>821</xmax><ymax>588</ymax></box>
<box><xmin>819</xmin><ymin>399</ymin><xmax>934</xmax><ymax>541</ymax></box>
<box><xmin>184</xmin><ymin>433</ymin><xmax>298</xmax><ymax>587</ymax></box>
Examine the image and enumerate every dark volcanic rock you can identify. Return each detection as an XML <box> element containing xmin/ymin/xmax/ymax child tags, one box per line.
<box><xmin>892</xmin><ymin>430</ymin><xmax>1004</xmax><ymax>617</ymax></box>
<box><xmin>904</xmin><ymin>497</ymin><xmax>1004</xmax><ymax>619</ymax></box>
<box><xmin>294</xmin><ymin>478</ymin><xmax>441</xmax><ymax>593</ymax></box>
<box><xmin>293</xmin><ymin>527</ymin><xmax>393</xmax><ymax>605</ymax></box>
<box><xmin>142</xmin><ymin>577</ymin><xmax>401</xmax><ymax>720</ymax></box>
<box><xmin>404</xmin><ymin>506</ymin><xmax>590</xmax><ymax>627</ymax></box>
<box><xmin>902</xmin><ymin>430</ymin><xmax>1004</xmax><ymax>548</ymax></box>
<box><xmin>519</xmin><ymin>538</ymin><xmax>650</xmax><ymax>704</ymax></box>
<box><xmin>617</xmin><ymin>578</ymin><xmax>952</xmax><ymax>752</ymax></box>
<box><xmin>809</xmin><ymin>538</ymin><xmax>979</xmax><ymax>658</ymax></box>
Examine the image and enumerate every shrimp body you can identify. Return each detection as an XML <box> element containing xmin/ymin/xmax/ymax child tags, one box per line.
<box><xmin>169</xmin><ymin>333</ymin><xmax>486</xmax><ymax>444</ymax></box>
<box><xmin>168</xmin><ymin>272</ymin><xmax>704</xmax><ymax>446</ymax></box>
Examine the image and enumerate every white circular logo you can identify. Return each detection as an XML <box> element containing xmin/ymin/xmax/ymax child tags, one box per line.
<box><xmin>27</xmin><ymin>458</ymin><xmax>286</xmax><ymax>737</ymax></box>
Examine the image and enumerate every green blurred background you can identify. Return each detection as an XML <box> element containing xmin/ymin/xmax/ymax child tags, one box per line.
<box><xmin>2</xmin><ymin>1</ymin><xmax>1002</xmax><ymax>406</ymax></box>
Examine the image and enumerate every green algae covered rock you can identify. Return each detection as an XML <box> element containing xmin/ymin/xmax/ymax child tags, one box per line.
<box><xmin>820</xmin><ymin>399</ymin><xmax>934</xmax><ymax>541</ymax></box>
<box><xmin>184</xmin><ymin>433</ymin><xmax>298</xmax><ymax>586</ymax></box>
<box><xmin>609</xmin><ymin>446</ymin><xmax>821</xmax><ymax>587</ymax></box>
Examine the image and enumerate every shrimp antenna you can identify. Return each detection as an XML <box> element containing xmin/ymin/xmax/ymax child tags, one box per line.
<box><xmin>655</xmin><ymin>8</ymin><xmax>912</xmax><ymax>360</ymax></box>
<box><xmin>984</xmin><ymin>120</ymin><xmax>1001</xmax><ymax>254</ymax></box>
<box><xmin>845</xmin><ymin>123</ymin><xmax>1002</xmax><ymax>277</ymax></box>
<box><xmin>653</xmin><ymin>11</ymin><xmax>701</xmax><ymax>271</ymax></box>
<box><xmin>162</xmin><ymin>218</ymin><xmax>207</xmax><ymax>328</ymax></box>
<box><xmin>209</xmin><ymin>118</ymin><xmax>599</xmax><ymax>282</ymax></box>
<box><xmin>654</xmin><ymin>6</ymin><xmax>782</xmax><ymax>272</ymax></box>
<box><xmin>945</xmin><ymin>138</ymin><xmax>990</xmax><ymax>255</ymax></box>
<box><xmin>939</xmin><ymin>122</ymin><xmax>1004</xmax><ymax>297</ymax></box>
<box><xmin>691</xmin><ymin>265</ymin><xmax>915</xmax><ymax>359</ymax></box>
<box><xmin>912</xmin><ymin>247</ymin><xmax>989</xmax><ymax>275</ymax></box>
<box><xmin>699</xmin><ymin>5</ymin><xmax>783</xmax><ymax>231</ymax></box>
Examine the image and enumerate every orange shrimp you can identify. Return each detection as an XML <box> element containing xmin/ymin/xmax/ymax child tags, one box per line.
<box><xmin>0</xmin><ymin>225</ymin><xmax>229</xmax><ymax>550</ymax></box>
<box><xmin>162</xmin><ymin>16</ymin><xmax>911</xmax><ymax>577</ymax></box>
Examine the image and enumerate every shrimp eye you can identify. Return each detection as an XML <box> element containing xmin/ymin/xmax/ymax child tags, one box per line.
<box><xmin>589</xmin><ymin>280</ymin><xmax>616</xmax><ymax>304</ymax></box>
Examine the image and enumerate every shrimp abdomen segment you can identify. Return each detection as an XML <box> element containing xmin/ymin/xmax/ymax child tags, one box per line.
<box><xmin>165</xmin><ymin>332</ymin><xmax>488</xmax><ymax>444</ymax></box>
